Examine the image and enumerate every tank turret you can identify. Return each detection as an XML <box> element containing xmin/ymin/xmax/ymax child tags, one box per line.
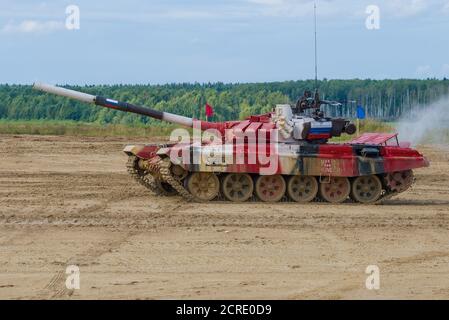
<box><xmin>273</xmin><ymin>90</ymin><xmax>356</xmax><ymax>142</ymax></box>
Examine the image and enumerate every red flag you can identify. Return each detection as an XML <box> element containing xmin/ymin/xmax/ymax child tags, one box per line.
<box><xmin>205</xmin><ymin>103</ymin><xmax>214</xmax><ymax>118</ymax></box>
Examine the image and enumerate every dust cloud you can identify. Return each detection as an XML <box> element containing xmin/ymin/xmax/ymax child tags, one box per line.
<box><xmin>396</xmin><ymin>97</ymin><xmax>449</xmax><ymax>147</ymax></box>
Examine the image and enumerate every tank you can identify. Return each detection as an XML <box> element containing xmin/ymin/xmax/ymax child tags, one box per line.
<box><xmin>33</xmin><ymin>83</ymin><xmax>429</xmax><ymax>204</ymax></box>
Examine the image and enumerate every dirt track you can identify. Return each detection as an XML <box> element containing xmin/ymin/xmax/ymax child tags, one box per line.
<box><xmin>0</xmin><ymin>134</ymin><xmax>448</xmax><ymax>299</ymax></box>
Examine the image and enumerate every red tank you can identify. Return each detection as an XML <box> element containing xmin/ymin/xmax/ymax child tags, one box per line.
<box><xmin>33</xmin><ymin>83</ymin><xmax>429</xmax><ymax>204</ymax></box>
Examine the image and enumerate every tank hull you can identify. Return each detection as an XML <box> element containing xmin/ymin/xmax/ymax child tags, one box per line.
<box><xmin>124</xmin><ymin>140</ymin><xmax>429</xmax><ymax>204</ymax></box>
<box><xmin>125</xmin><ymin>143</ymin><xmax>428</xmax><ymax>176</ymax></box>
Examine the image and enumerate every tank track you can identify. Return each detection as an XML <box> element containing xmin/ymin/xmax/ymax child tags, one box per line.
<box><xmin>126</xmin><ymin>155</ymin><xmax>176</xmax><ymax>196</ymax></box>
<box><xmin>373</xmin><ymin>191</ymin><xmax>399</xmax><ymax>205</ymax></box>
<box><xmin>128</xmin><ymin>155</ymin><xmax>413</xmax><ymax>204</ymax></box>
<box><xmin>126</xmin><ymin>155</ymin><xmax>160</xmax><ymax>193</ymax></box>
<box><xmin>374</xmin><ymin>170</ymin><xmax>415</xmax><ymax>205</ymax></box>
<box><xmin>158</xmin><ymin>158</ymin><xmax>195</xmax><ymax>201</ymax></box>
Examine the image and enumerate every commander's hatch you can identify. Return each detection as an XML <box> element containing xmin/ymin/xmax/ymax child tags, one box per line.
<box><xmin>350</xmin><ymin>133</ymin><xmax>400</xmax><ymax>147</ymax></box>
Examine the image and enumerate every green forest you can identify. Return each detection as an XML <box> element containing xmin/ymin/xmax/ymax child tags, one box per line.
<box><xmin>0</xmin><ymin>79</ymin><xmax>448</xmax><ymax>127</ymax></box>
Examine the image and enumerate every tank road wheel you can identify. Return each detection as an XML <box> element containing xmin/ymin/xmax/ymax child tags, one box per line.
<box><xmin>186</xmin><ymin>172</ymin><xmax>220</xmax><ymax>201</ymax></box>
<box><xmin>319</xmin><ymin>177</ymin><xmax>350</xmax><ymax>203</ymax></box>
<box><xmin>385</xmin><ymin>170</ymin><xmax>414</xmax><ymax>193</ymax></box>
<box><xmin>255</xmin><ymin>175</ymin><xmax>286</xmax><ymax>202</ymax></box>
<box><xmin>222</xmin><ymin>173</ymin><xmax>254</xmax><ymax>202</ymax></box>
<box><xmin>287</xmin><ymin>176</ymin><xmax>318</xmax><ymax>203</ymax></box>
<box><xmin>351</xmin><ymin>175</ymin><xmax>382</xmax><ymax>204</ymax></box>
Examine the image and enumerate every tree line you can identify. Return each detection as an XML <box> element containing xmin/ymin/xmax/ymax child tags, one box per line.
<box><xmin>0</xmin><ymin>79</ymin><xmax>447</xmax><ymax>126</ymax></box>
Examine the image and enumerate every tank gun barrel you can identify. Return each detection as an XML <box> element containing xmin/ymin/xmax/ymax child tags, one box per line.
<box><xmin>33</xmin><ymin>83</ymin><xmax>194</xmax><ymax>128</ymax></box>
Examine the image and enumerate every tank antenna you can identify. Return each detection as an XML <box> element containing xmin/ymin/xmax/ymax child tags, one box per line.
<box><xmin>314</xmin><ymin>1</ymin><xmax>318</xmax><ymax>91</ymax></box>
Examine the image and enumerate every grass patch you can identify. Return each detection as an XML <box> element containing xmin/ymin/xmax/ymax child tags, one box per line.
<box><xmin>0</xmin><ymin>120</ymin><xmax>177</xmax><ymax>138</ymax></box>
<box><xmin>0</xmin><ymin>119</ymin><xmax>397</xmax><ymax>141</ymax></box>
<box><xmin>359</xmin><ymin>119</ymin><xmax>395</xmax><ymax>133</ymax></box>
<box><xmin>331</xmin><ymin>119</ymin><xmax>395</xmax><ymax>142</ymax></box>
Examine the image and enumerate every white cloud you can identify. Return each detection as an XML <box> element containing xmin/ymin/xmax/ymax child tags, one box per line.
<box><xmin>245</xmin><ymin>0</ymin><xmax>343</xmax><ymax>18</ymax></box>
<box><xmin>442</xmin><ymin>64</ymin><xmax>449</xmax><ymax>76</ymax></box>
<box><xmin>0</xmin><ymin>0</ymin><xmax>443</xmax><ymax>30</ymax></box>
<box><xmin>1</xmin><ymin>20</ymin><xmax>64</xmax><ymax>34</ymax></box>
<box><xmin>248</xmin><ymin>0</ymin><xmax>285</xmax><ymax>5</ymax></box>
<box><xmin>163</xmin><ymin>10</ymin><xmax>216</xmax><ymax>19</ymax></box>
<box><xmin>415</xmin><ymin>65</ymin><xmax>432</xmax><ymax>78</ymax></box>
<box><xmin>444</xmin><ymin>1</ymin><xmax>449</xmax><ymax>13</ymax></box>
<box><xmin>386</xmin><ymin>0</ymin><xmax>428</xmax><ymax>17</ymax></box>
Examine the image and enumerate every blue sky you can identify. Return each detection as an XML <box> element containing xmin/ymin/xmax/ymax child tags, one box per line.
<box><xmin>1</xmin><ymin>0</ymin><xmax>449</xmax><ymax>84</ymax></box>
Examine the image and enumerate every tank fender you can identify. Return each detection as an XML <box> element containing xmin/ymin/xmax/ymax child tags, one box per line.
<box><xmin>156</xmin><ymin>147</ymin><xmax>171</xmax><ymax>156</ymax></box>
<box><xmin>123</xmin><ymin>145</ymin><xmax>159</xmax><ymax>159</ymax></box>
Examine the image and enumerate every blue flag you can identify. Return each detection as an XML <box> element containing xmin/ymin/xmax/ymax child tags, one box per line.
<box><xmin>356</xmin><ymin>105</ymin><xmax>366</xmax><ymax>119</ymax></box>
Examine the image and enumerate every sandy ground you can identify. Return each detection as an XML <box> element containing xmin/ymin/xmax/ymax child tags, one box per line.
<box><xmin>0</xmin><ymin>134</ymin><xmax>448</xmax><ymax>300</ymax></box>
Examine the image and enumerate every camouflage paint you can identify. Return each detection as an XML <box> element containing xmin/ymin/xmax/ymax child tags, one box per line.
<box><xmin>124</xmin><ymin>141</ymin><xmax>429</xmax><ymax>178</ymax></box>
